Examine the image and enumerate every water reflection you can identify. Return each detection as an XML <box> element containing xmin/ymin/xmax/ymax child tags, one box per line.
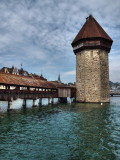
<box><xmin>65</xmin><ymin>103</ymin><xmax>116</xmax><ymax>159</ymax></box>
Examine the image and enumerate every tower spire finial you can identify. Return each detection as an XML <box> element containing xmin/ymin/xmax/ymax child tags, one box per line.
<box><xmin>21</xmin><ymin>63</ymin><xmax>23</xmax><ymax>69</ymax></box>
<box><xmin>86</xmin><ymin>14</ymin><xmax>93</xmax><ymax>21</ymax></box>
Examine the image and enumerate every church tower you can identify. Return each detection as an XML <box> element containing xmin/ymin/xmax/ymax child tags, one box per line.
<box><xmin>71</xmin><ymin>15</ymin><xmax>113</xmax><ymax>103</ymax></box>
<box><xmin>58</xmin><ymin>73</ymin><xmax>61</xmax><ymax>83</ymax></box>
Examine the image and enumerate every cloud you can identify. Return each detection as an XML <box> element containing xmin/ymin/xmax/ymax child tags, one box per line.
<box><xmin>0</xmin><ymin>0</ymin><xmax>119</xmax><ymax>83</ymax></box>
<box><xmin>63</xmin><ymin>70</ymin><xmax>76</xmax><ymax>76</ymax></box>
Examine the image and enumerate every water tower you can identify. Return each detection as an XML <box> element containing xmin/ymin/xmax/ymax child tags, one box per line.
<box><xmin>71</xmin><ymin>15</ymin><xmax>113</xmax><ymax>103</ymax></box>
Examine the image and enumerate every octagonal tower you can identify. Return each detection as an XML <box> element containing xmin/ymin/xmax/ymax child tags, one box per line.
<box><xmin>71</xmin><ymin>15</ymin><xmax>113</xmax><ymax>103</ymax></box>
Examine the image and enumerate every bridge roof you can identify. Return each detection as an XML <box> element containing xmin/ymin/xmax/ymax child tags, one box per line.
<box><xmin>0</xmin><ymin>73</ymin><xmax>57</xmax><ymax>89</ymax></box>
<box><xmin>72</xmin><ymin>15</ymin><xmax>113</xmax><ymax>46</ymax></box>
<box><xmin>50</xmin><ymin>81</ymin><xmax>65</xmax><ymax>87</ymax></box>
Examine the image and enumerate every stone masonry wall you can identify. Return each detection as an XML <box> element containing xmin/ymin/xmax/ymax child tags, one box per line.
<box><xmin>76</xmin><ymin>49</ymin><xmax>109</xmax><ymax>103</ymax></box>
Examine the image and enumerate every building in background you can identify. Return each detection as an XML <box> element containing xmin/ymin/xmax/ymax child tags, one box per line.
<box><xmin>0</xmin><ymin>66</ymin><xmax>46</xmax><ymax>81</ymax></box>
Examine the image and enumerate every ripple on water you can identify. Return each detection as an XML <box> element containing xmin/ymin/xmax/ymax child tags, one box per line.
<box><xmin>0</xmin><ymin>98</ymin><xmax>120</xmax><ymax>160</ymax></box>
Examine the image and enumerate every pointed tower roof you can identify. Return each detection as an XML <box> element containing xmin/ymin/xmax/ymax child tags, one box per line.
<box><xmin>72</xmin><ymin>15</ymin><xmax>113</xmax><ymax>46</ymax></box>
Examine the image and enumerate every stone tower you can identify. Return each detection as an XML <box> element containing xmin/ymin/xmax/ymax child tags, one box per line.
<box><xmin>71</xmin><ymin>15</ymin><xmax>113</xmax><ymax>103</ymax></box>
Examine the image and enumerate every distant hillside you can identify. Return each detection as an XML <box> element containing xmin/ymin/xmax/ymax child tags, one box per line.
<box><xmin>109</xmin><ymin>81</ymin><xmax>120</xmax><ymax>89</ymax></box>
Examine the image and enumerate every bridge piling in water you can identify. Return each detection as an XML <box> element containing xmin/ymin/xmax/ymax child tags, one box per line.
<box><xmin>39</xmin><ymin>98</ymin><xmax>42</xmax><ymax>106</ymax></box>
<box><xmin>23</xmin><ymin>99</ymin><xmax>27</xmax><ymax>108</ymax></box>
<box><xmin>7</xmin><ymin>101</ymin><xmax>12</xmax><ymax>111</ymax></box>
<box><xmin>48</xmin><ymin>98</ymin><xmax>54</xmax><ymax>105</ymax></box>
<box><xmin>32</xmin><ymin>99</ymin><xmax>36</xmax><ymax>107</ymax></box>
<box><xmin>52</xmin><ymin>98</ymin><xmax>54</xmax><ymax>104</ymax></box>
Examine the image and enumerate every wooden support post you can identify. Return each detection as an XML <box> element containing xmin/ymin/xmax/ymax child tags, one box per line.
<box><xmin>7</xmin><ymin>96</ymin><xmax>13</xmax><ymax>111</ymax></box>
<box><xmin>32</xmin><ymin>99</ymin><xmax>36</xmax><ymax>107</ymax></box>
<box><xmin>39</xmin><ymin>98</ymin><xmax>42</xmax><ymax>106</ymax></box>
<box><xmin>8</xmin><ymin>86</ymin><xmax>10</xmax><ymax>90</ymax></box>
<box><xmin>48</xmin><ymin>98</ymin><xmax>53</xmax><ymax>105</ymax></box>
<box><xmin>48</xmin><ymin>98</ymin><xmax>51</xmax><ymax>104</ymax></box>
<box><xmin>52</xmin><ymin>98</ymin><xmax>54</xmax><ymax>104</ymax></box>
<box><xmin>23</xmin><ymin>99</ymin><xmax>27</xmax><ymax>108</ymax></box>
<box><xmin>7</xmin><ymin>101</ymin><xmax>12</xmax><ymax>111</ymax></box>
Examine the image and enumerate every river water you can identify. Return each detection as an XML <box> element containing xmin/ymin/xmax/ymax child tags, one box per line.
<box><xmin>0</xmin><ymin>97</ymin><xmax>120</xmax><ymax>160</ymax></box>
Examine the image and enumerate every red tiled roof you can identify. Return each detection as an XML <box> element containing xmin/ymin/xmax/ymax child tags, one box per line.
<box><xmin>0</xmin><ymin>73</ymin><xmax>56</xmax><ymax>89</ymax></box>
<box><xmin>50</xmin><ymin>81</ymin><xmax>65</xmax><ymax>88</ymax></box>
<box><xmin>50</xmin><ymin>81</ymin><xmax>76</xmax><ymax>89</ymax></box>
<box><xmin>72</xmin><ymin>15</ymin><xmax>113</xmax><ymax>45</ymax></box>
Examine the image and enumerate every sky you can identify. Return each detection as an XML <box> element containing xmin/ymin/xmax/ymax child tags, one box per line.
<box><xmin>0</xmin><ymin>0</ymin><xmax>120</xmax><ymax>83</ymax></box>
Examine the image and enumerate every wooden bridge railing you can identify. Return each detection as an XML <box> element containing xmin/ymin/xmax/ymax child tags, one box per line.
<box><xmin>0</xmin><ymin>89</ymin><xmax>58</xmax><ymax>101</ymax></box>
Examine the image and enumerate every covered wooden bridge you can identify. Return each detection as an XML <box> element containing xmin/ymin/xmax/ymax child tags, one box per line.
<box><xmin>0</xmin><ymin>73</ymin><xmax>76</xmax><ymax>111</ymax></box>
